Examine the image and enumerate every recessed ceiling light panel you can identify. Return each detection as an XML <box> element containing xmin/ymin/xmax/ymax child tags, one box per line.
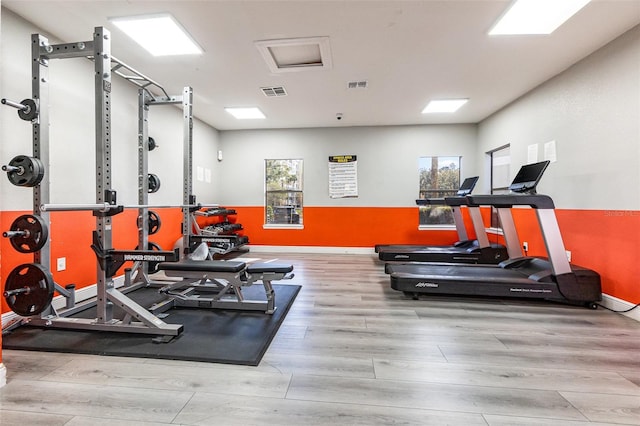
<box><xmin>489</xmin><ymin>0</ymin><xmax>591</xmax><ymax>35</ymax></box>
<box><xmin>422</xmin><ymin>99</ymin><xmax>469</xmax><ymax>114</ymax></box>
<box><xmin>110</xmin><ymin>13</ymin><xmax>203</xmax><ymax>56</ymax></box>
<box><xmin>225</xmin><ymin>107</ymin><xmax>266</xmax><ymax>119</ymax></box>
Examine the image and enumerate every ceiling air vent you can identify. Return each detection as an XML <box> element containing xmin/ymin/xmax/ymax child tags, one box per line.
<box><xmin>348</xmin><ymin>80</ymin><xmax>368</xmax><ymax>89</ymax></box>
<box><xmin>261</xmin><ymin>86</ymin><xmax>287</xmax><ymax>97</ymax></box>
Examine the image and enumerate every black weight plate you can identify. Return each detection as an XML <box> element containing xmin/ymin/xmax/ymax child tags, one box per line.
<box><xmin>4</xmin><ymin>263</ymin><xmax>54</xmax><ymax>316</ymax></box>
<box><xmin>148</xmin><ymin>210</ymin><xmax>161</xmax><ymax>235</ymax></box>
<box><xmin>148</xmin><ymin>137</ymin><xmax>157</xmax><ymax>151</ymax></box>
<box><xmin>6</xmin><ymin>155</ymin><xmax>45</xmax><ymax>187</ymax></box>
<box><xmin>9</xmin><ymin>214</ymin><xmax>48</xmax><ymax>253</ymax></box>
<box><xmin>17</xmin><ymin>99</ymin><xmax>38</xmax><ymax>121</ymax></box>
<box><xmin>148</xmin><ymin>173</ymin><xmax>161</xmax><ymax>193</ymax></box>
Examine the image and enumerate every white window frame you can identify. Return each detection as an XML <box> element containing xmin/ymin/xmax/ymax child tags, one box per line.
<box><xmin>417</xmin><ymin>156</ymin><xmax>462</xmax><ymax>230</ymax></box>
<box><xmin>264</xmin><ymin>158</ymin><xmax>304</xmax><ymax>229</ymax></box>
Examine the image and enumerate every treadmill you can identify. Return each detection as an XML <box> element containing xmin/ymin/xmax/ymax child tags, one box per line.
<box><xmin>375</xmin><ymin>177</ymin><xmax>509</xmax><ymax>264</ymax></box>
<box><xmin>385</xmin><ymin>161</ymin><xmax>602</xmax><ymax>307</ymax></box>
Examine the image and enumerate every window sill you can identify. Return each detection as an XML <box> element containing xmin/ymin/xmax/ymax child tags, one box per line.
<box><xmin>418</xmin><ymin>225</ymin><xmax>456</xmax><ymax>231</ymax></box>
<box><xmin>263</xmin><ymin>224</ymin><xmax>304</xmax><ymax>230</ymax></box>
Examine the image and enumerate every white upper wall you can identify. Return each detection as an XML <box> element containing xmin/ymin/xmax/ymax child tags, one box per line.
<box><xmin>5</xmin><ymin>6</ymin><xmax>637</xmax><ymax>213</ymax></box>
<box><xmin>477</xmin><ymin>25</ymin><xmax>640</xmax><ymax>210</ymax></box>
<box><xmin>219</xmin><ymin>124</ymin><xmax>478</xmax><ymax>207</ymax></box>
<box><xmin>0</xmin><ymin>8</ymin><xmax>221</xmax><ymax>211</ymax></box>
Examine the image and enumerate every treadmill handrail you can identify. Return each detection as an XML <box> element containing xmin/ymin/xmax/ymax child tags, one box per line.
<box><xmin>416</xmin><ymin>197</ymin><xmax>471</xmax><ymax>206</ymax></box>
<box><xmin>443</xmin><ymin>197</ymin><xmax>470</xmax><ymax>207</ymax></box>
<box><xmin>416</xmin><ymin>198</ymin><xmax>446</xmax><ymax>206</ymax></box>
<box><xmin>466</xmin><ymin>194</ymin><xmax>555</xmax><ymax>209</ymax></box>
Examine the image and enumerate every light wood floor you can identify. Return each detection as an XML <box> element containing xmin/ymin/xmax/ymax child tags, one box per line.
<box><xmin>1</xmin><ymin>252</ymin><xmax>639</xmax><ymax>425</ymax></box>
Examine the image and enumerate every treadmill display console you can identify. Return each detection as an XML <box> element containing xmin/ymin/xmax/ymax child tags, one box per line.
<box><xmin>509</xmin><ymin>160</ymin><xmax>550</xmax><ymax>193</ymax></box>
<box><xmin>456</xmin><ymin>176</ymin><xmax>479</xmax><ymax>196</ymax></box>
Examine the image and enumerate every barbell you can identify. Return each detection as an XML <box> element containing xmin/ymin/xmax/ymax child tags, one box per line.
<box><xmin>40</xmin><ymin>202</ymin><xmax>219</xmax><ymax>212</ymax></box>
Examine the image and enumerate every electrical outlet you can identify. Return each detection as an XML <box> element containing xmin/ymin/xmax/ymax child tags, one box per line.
<box><xmin>522</xmin><ymin>241</ymin><xmax>528</xmax><ymax>252</ymax></box>
<box><xmin>566</xmin><ymin>250</ymin><xmax>572</xmax><ymax>262</ymax></box>
<box><xmin>57</xmin><ymin>257</ymin><xmax>66</xmax><ymax>272</ymax></box>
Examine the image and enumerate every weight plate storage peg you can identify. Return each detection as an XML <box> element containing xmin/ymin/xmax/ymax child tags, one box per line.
<box><xmin>148</xmin><ymin>173</ymin><xmax>161</xmax><ymax>193</ymax></box>
<box><xmin>3</xmin><ymin>155</ymin><xmax>45</xmax><ymax>187</ymax></box>
<box><xmin>4</xmin><ymin>263</ymin><xmax>55</xmax><ymax>316</ymax></box>
<box><xmin>4</xmin><ymin>214</ymin><xmax>48</xmax><ymax>253</ymax></box>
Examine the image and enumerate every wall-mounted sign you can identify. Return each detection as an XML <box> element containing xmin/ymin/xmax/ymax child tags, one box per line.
<box><xmin>328</xmin><ymin>155</ymin><xmax>358</xmax><ymax>198</ymax></box>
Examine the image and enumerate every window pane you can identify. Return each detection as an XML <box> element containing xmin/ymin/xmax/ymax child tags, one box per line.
<box><xmin>266</xmin><ymin>191</ymin><xmax>303</xmax><ymax>224</ymax></box>
<box><xmin>418</xmin><ymin>156</ymin><xmax>461</xmax><ymax>226</ymax></box>
<box><xmin>490</xmin><ymin>145</ymin><xmax>510</xmax><ymax>228</ymax></box>
<box><xmin>265</xmin><ymin>159</ymin><xmax>303</xmax><ymax>225</ymax></box>
<box><xmin>491</xmin><ymin>146</ymin><xmax>511</xmax><ymax>191</ymax></box>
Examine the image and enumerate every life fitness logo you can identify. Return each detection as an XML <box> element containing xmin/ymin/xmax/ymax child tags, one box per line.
<box><xmin>415</xmin><ymin>282</ymin><xmax>439</xmax><ymax>288</ymax></box>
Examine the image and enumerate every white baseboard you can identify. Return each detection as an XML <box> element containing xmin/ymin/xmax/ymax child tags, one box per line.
<box><xmin>248</xmin><ymin>245</ymin><xmax>375</xmax><ymax>255</ymax></box>
<box><xmin>600</xmin><ymin>294</ymin><xmax>640</xmax><ymax>322</ymax></box>
<box><xmin>0</xmin><ymin>363</ymin><xmax>6</xmax><ymax>388</ymax></box>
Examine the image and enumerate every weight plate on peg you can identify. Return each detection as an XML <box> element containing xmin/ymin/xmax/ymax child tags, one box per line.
<box><xmin>136</xmin><ymin>210</ymin><xmax>162</xmax><ymax>235</ymax></box>
<box><xmin>148</xmin><ymin>173</ymin><xmax>161</xmax><ymax>193</ymax></box>
<box><xmin>5</xmin><ymin>155</ymin><xmax>45</xmax><ymax>187</ymax></box>
<box><xmin>8</xmin><ymin>214</ymin><xmax>48</xmax><ymax>253</ymax></box>
<box><xmin>4</xmin><ymin>263</ymin><xmax>54</xmax><ymax>316</ymax></box>
<box><xmin>148</xmin><ymin>137</ymin><xmax>157</xmax><ymax>151</ymax></box>
<box><xmin>17</xmin><ymin>99</ymin><xmax>38</xmax><ymax>121</ymax></box>
<box><xmin>148</xmin><ymin>210</ymin><xmax>161</xmax><ymax>235</ymax></box>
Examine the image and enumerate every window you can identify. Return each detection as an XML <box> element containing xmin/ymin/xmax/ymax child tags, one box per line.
<box><xmin>418</xmin><ymin>156</ymin><xmax>461</xmax><ymax>226</ymax></box>
<box><xmin>488</xmin><ymin>145</ymin><xmax>511</xmax><ymax>229</ymax></box>
<box><xmin>265</xmin><ymin>159</ymin><xmax>303</xmax><ymax>225</ymax></box>
<box><xmin>490</xmin><ymin>145</ymin><xmax>511</xmax><ymax>195</ymax></box>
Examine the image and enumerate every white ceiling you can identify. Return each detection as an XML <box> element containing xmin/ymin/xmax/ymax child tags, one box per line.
<box><xmin>3</xmin><ymin>0</ymin><xmax>640</xmax><ymax>131</ymax></box>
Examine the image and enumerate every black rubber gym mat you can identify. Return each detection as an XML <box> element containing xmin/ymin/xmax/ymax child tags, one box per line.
<box><xmin>2</xmin><ymin>284</ymin><xmax>300</xmax><ymax>366</ymax></box>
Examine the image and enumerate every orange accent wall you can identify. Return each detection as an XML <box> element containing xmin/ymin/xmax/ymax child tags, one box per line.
<box><xmin>229</xmin><ymin>206</ymin><xmax>459</xmax><ymax>247</ymax></box>
<box><xmin>1</xmin><ymin>206</ymin><xmax>639</xmax><ymax>333</ymax></box>
<box><xmin>0</xmin><ymin>208</ymin><xmax>185</xmax><ymax>314</ymax></box>
<box><xmin>2</xmin><ymin>206</ymin><xmax>639</xmax><ymax>308</ymax></box>
<box><xmin>509</xmin><ymin>208</ymin><xmax>640</xmax><ymax>304</ymax></box>
<box><xmin>228</xmin><ymin>205</ymin><xmax>639</xmax><ymax>304</ymax></box>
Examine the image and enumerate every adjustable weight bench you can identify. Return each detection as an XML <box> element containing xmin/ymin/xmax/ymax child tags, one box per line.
<box><xmin>150</xmin><ymin>259</ymin><xmax>294</xmax><ymax>315</ymax></box>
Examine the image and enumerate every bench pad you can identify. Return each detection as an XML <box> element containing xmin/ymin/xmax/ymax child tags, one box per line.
<box><xmin>247</xmin><ymin>263</ymin><xmax>294</xmax><ymax>274</ymax></box>
<box><xmin>158</xmin><ymin>260</ymin><xmax>246</xmax><ymax>273</ymax></box>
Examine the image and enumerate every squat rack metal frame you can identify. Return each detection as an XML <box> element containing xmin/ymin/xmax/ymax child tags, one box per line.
<box><xmin>21</xmin><ymin>27</ymin><xmax>182</xmax><ymax>336</ymax></box>
<box><xmin>131</xmin><ymin>85</ymin><xmax>195</xmax><ymax>286</ymax></box>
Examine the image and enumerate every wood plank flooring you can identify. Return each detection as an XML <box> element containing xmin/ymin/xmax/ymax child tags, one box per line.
<box><xmin>1</xmin><ymin>252</ymin><xmax>639</xmax><ymax>425</ymax></box>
